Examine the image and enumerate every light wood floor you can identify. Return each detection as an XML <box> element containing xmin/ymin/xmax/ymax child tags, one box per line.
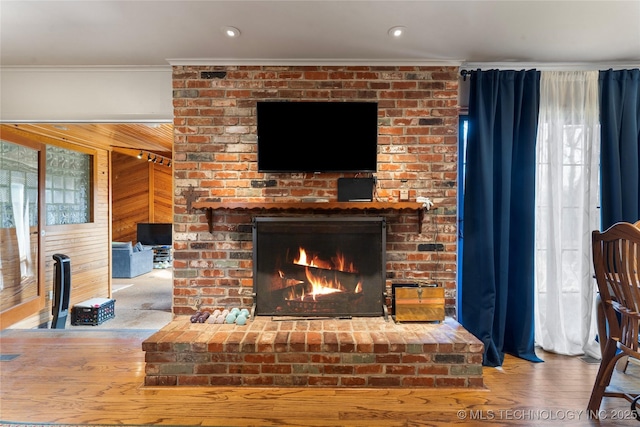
<box><xmin>0</xmin><ymin>329</ymin><xmax>638</xmax><ymax>426</ymax></box>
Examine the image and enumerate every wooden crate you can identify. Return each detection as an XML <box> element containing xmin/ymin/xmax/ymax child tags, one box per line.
<box><xmin>394</xmin><ymin>285</ymin><xmax>444</xmax><ymax>322</ymax></box>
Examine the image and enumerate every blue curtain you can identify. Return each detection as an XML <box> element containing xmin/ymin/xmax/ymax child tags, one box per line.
<box><xmin>599</xmin><ymin>69</ymin><xmax>640</xmax><ymax>229</ymax></box>
<box><xmin>460</xmin><ymin>69</ymin><xmax>543</xmax><ymax>367</ymax></box>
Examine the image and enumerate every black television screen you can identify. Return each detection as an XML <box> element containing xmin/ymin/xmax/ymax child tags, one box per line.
<box><xmin>257</xmin><ymin>101</ymin><xmax>378</xmax><ymax>173</ymax></box>
<box><xmin>137</xmin><ymin>223</ymin><xmax>172</xmax><ymax>246</ymax></box>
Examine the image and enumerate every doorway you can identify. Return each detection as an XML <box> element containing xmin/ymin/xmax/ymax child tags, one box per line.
<box><xmin>0</xmin><ymin>140</ymin><xmax>45</xmax><ymax>328</ymax></box>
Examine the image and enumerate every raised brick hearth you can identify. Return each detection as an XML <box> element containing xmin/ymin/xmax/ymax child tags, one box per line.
<box><xmin>143</xmin><ymin>316</ymin><xmax>484</xmax><ymax>388</ymax></box>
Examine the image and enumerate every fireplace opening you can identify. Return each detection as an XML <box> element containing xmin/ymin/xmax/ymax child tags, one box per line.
<box><xmin>253</xmin><ymin>217</ymin><xmax>386</xmax><ymax>317</ymax></box>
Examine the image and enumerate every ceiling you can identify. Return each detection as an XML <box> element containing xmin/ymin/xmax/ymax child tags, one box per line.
<box><xmin>1</xmin><ymin>1</ymin><xmax>639</xmax><ymax>157</ymax></box>
<box><xmin>2</xmin><ymin>1</ymin><xmax>639</xmax><ymax>66</ymax></box>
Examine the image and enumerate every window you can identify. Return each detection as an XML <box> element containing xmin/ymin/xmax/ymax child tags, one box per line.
<box><xmin>45</xmin><ymin>145</ymin><xmax>92</xmax><ymax>225</ymax></box>
<box><xmin>0</xmin><ymin>141</ymin><xmax>39</xmax><ymax>229</ymax></box>
<box><xmin>457</xmin><ymin>115</ymin><xmax>468</xmax><ymax>313</ymax></box>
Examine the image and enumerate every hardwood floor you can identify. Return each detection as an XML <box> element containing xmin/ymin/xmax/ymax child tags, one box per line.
<box><xmin>0</xmin><ymin>329</ymin><xmax>638</xmax><ymax>426</ymax></box>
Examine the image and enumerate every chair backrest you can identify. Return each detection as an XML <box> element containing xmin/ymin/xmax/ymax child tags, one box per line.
<box><xmin>592</xmin><ymin>222</ymin><xmax>640</xmax><ymax>355</ymax></box>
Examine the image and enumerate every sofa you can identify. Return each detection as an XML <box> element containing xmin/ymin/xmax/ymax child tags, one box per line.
<box><xmin>111</xmin><ymin>241</ymin><xmax>154</xmax><ymax>278</ymax></box>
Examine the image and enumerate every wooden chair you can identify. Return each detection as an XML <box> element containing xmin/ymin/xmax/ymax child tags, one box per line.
<box><xmin>596</xmin><ymin>219</ymin><xmax>640</xmax><ymax>359</ymax></box>
<box><xmin>588</xmin><ymin>222</ymin><xmax>640</xmax><ymax>414</ymax></box>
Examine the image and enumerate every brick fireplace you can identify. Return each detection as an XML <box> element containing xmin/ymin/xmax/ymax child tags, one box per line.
<box><xmin>143</xmin><ymin>65</ymin><xmax>482</xmax><ymax>388</ymax></box>
<box><xmin>171</xmin><ymin>65</ymin><xmax>460</xmax><ymax>316</ymax></box>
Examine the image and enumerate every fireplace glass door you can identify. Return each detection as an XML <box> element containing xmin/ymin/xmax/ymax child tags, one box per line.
<box><xmin>253</xmin><ymin>217</ymin><xmax>386</xmax><ymax>317</ymax></box>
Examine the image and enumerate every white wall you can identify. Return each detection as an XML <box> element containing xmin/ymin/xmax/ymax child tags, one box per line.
<box><xmin>0</xmin><ymin>67</ymin><xmax>173</xmax><ymax>122</ymax></box>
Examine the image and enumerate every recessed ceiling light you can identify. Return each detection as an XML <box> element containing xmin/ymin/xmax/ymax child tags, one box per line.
<box><xmin>388</xmin><ymin>26</ymin><xmax>406</xmax><ymax>38</ymax></box>
<box><xmin>222</xmin><ymin>26</ymin><xmax>241</xmax><ymax>38</ymax></box>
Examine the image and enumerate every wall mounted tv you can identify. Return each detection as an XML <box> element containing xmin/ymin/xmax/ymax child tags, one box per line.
<box><xmin>137</xmin><ymin>223</ymin><xmax>172</xmax><ymax>246</ymax></box>
<box><xmin>257</xmin><ymin>101</ymin><xmax>378</xmax><ymax>173</ymax></box>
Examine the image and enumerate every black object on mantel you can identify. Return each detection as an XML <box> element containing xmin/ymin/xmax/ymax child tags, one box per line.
<box><xmin>337</xmin><ymin>178</ymin><xmax>375</xmax><ymax>202</ymax></box>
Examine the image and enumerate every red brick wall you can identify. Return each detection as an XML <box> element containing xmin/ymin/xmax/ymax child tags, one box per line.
<box><xmin>171</xmin><ymin>65</ymin><xmax>459</xmax><ymax>317</ymax></box>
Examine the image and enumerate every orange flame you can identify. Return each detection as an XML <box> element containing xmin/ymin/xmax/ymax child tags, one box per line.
<box><xmin>294</xmin><ymin>247</ymin><xmax>358</xmax><ymax>273</ymax></box>
<box><xmin>355</xmin><ymin>281</ymin><xmax>362</xmax><ymax>293</ymax></box>
<box><xmin>302</xmin><ymin>267</ymin><xmax>344</xmax><ymax>300</ymax></box>
<box><xmin>333</xmin><ymin>253</ymin><xmax>357</xmax><ymax>273</ymax></box>
<box><xmin>288</xmin><ymin>246</ymin><xmax>361</xmax><ymax>301</ymax></box>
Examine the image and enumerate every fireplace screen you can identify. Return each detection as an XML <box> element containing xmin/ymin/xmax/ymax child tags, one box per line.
<box><xmin>253</xmin><ymin>217</ymin><xmax>386</xmax><ymax>317</ymax></box>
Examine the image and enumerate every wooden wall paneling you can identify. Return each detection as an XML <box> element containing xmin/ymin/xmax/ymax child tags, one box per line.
<box><xmin>42</xmin><ymin>146</ymin><xmax>111</xmax><ymax>317</ymax></box>
<box><xmin>107</xmin><ymin>150</ymin><xmax>113</xmax><ymax>299</ymax></box>
<box><xmin>6</xmin><ymin>141</ymin><xmax>111</xmax><ymax>329</ymax></box>
<box><xmin>111</xmin><ymin>153</ymin><xmax>173</xmax><ymax>244</ymax></box>
<box><xmin>111</xmin><ymin>152</ymin><xmax>151</xmax><ymax>243</ymax></box>
<box><xmin>153</xmin><ymin>162</ymin><xmax>173</xmax><ymax>223</ymax></box>
<box><xmin>148</xmin><ymin>162</ymin><xmax>155</xmax><ymax>221</ymax></box>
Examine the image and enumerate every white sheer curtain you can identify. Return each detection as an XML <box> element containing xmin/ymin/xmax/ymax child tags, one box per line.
<box><xmin>534</xmin><ymin>71</ymin><xmax>601</xmax><ymax>359</ymax></box>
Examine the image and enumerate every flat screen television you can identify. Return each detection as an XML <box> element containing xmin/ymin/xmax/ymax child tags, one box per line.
<box><xmin>137</xmin><ymin>223</ymin><xmax>172</xmax><ymax>246</ymax></box>
<box><xmin>257</xmin><ymin>101</ymin><xmax>378</xmax><ymax>173</ymax></box>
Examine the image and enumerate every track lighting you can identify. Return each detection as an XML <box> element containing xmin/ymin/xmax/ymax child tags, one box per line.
<box><xmin>139</xmin><ymin>151</ymin><xmax>171</xmax><ymax>167</ymax></box>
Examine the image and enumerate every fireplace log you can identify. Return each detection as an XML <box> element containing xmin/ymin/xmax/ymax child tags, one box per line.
<box><xmin>267</xmin><ymin>275</ymin><xmax>303</xmax><ymax>291</ymax></box>
<box><xmin>285</xmin><ymin>291</ymin><xmax>364</xmax><ymax>314</ymax></box>
<box><xmin>280</xmin><ymin>264</ymin><xmax>362</xmax><ymax>293</ymax></box>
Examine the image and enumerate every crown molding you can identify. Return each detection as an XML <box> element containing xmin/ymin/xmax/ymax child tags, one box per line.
<box><xmin>166</xmin><ymin>58</ymin><xmax>465</xmax><ymax>67</ymax></box>
<box><xmin>0</xmin><ymin>118</ymin><xmax>172</xmax><ymax>124</ymax></box>
<box><xmin>461</xmin><ymin>61</ymin><xmax>640</xmax><ymax>71</ymax></box>
<box><xmin>0</xmin><ymin>65</ymin><xmax>172</xmax><ymax>72</ymax></box>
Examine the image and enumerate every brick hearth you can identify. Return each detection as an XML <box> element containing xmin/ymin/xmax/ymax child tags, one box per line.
<box><xmin>143</xmin><ymin>316</ymin><xmax>484</xmax><ymax>388</ymax></box>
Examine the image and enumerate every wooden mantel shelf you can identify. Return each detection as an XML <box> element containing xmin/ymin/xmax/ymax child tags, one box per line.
<box><xmin>191</xmin><ymin>201</ymin><xmax>427</xmax><ymax>233</ymax></box>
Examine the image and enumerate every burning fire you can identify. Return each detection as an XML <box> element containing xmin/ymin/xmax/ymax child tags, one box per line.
<box><xmin>290</xmin><ymin>247</ymin><xmax>362</xmax><ymax>301</ymax></box>
<box><xmin>294</xmin><ymin>248</ymin><xmax>357</xmax><ymax>273</ymax></box>
<box><xmin>304</xmin><ymin>269</ymin><xmax>343</xmax><ymax>300</ymax></box>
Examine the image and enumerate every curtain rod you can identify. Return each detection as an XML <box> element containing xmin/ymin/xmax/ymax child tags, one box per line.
<box><xmin>460</xmin><ymin>70</ymin><xmax>472</xmax><ymax>81</ymax></box>
<box><xmin>459</xmin><ymin>67</ymin><xmax>636</xmax><ymax>81</ymax></box>
<box><xmin>460</xmin><ymin>63</ymin><xmax>640</xmax><ymax>78</ymax></box>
